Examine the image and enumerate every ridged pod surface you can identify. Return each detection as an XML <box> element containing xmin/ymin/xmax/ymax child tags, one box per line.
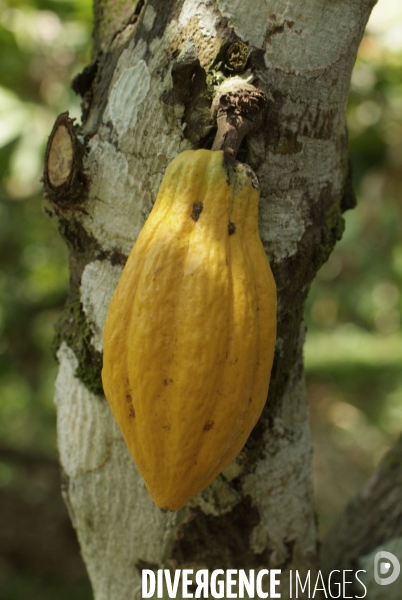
<box><xmin>102</xmin><ymin>149</ymin><xmax>277</xmax><ymax>511</ymax></box>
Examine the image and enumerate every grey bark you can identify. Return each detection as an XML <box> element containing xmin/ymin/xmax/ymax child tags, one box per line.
<box><xmin>48</xmin><ymin>1</ymin><xmax>377</xmax><ymax>599</ymax></box>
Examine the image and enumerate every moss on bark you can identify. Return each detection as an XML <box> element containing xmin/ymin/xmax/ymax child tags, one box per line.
<box><xmin>53</xmin><ymin>299</ymin><xmax>104</xmax><ymax>397</ymax></box>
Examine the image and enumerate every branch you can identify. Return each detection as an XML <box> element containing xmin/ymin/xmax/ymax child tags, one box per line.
<box><xmin>321</xmin><ymin>434</ymin><xmax>402</xmax><ymax>577</ymax></box>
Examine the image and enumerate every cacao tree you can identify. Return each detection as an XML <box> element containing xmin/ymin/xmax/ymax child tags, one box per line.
<box><xmin>44</xmin><ymin>1</ymin><xmax>401</xmax><ymax>598</ymax></box>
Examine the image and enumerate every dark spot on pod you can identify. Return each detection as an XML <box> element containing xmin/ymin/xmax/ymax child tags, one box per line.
<box><xmin>203</xmin><ymin>420</ymin><xmax>214</xmax><ymax>431</ymax></box>
<box><xmin>243</xmin><ymin>164</ymin><xmax>259</xmax><ymax>189</ymax></box>
<box><xmin>191</xmin><ymin>202</ymin><xmax>204</xmax><ymax>221</ymax></box>
<box><xmin>228</xmin><ymin>221</ymin><xmax>236</xmax><ymax>235</ymax></box>
<box><xmin>126</xmin><ymin>393</ymin><xmax>135</xmax><ymax>418</ymax></box>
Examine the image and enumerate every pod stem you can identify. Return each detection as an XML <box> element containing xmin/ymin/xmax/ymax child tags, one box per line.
<box><xmin>211</xmin><ymin>80</ymin><xmax>267</xmax><ymax>157</ymax></box>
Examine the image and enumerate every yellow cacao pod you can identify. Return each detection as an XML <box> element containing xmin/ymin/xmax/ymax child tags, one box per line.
<box><xmin>102</xmin><ymin>149</ymin><xmax>276</xmax><ymax>511</ymax></box>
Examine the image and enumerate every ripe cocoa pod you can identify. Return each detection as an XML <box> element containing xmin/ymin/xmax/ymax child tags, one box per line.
<box><xmin>102</xmin><ymin>149</ymin><xmax>276</xmax><ymax>511</ymax></box>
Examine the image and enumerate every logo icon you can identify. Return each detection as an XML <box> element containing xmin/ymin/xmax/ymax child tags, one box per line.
<box><xmin>374</xmin><ymin>551</ymin><xmax>400</xmax><ymax>585</ymax></box>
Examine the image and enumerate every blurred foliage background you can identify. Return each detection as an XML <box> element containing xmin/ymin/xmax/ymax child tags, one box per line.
<box><xmin>0</xmin><ymin>0</ymin><xmax>400</xmax><ymax>597</ymax></box>
<box><xmin>0</xmin><ymin>0</ymin><xmax>93</xmax><ymax>597</ymax></box>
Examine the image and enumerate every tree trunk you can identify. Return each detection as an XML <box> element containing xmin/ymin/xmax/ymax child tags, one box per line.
<box><xmin>48</xmin><ymin>1</ymin><xmax>376</xmax><ymax>598</ymax></box>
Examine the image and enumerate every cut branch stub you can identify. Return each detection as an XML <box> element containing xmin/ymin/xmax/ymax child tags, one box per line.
<box><xmin>211</xmin><ymin>79</ymin><xmax>268</xmax><ymax>157</ymax></box>
<box><xmin>43</xmin><ymin>112</ymin><xmax>87</xmax><ymax>210</ymax></box>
